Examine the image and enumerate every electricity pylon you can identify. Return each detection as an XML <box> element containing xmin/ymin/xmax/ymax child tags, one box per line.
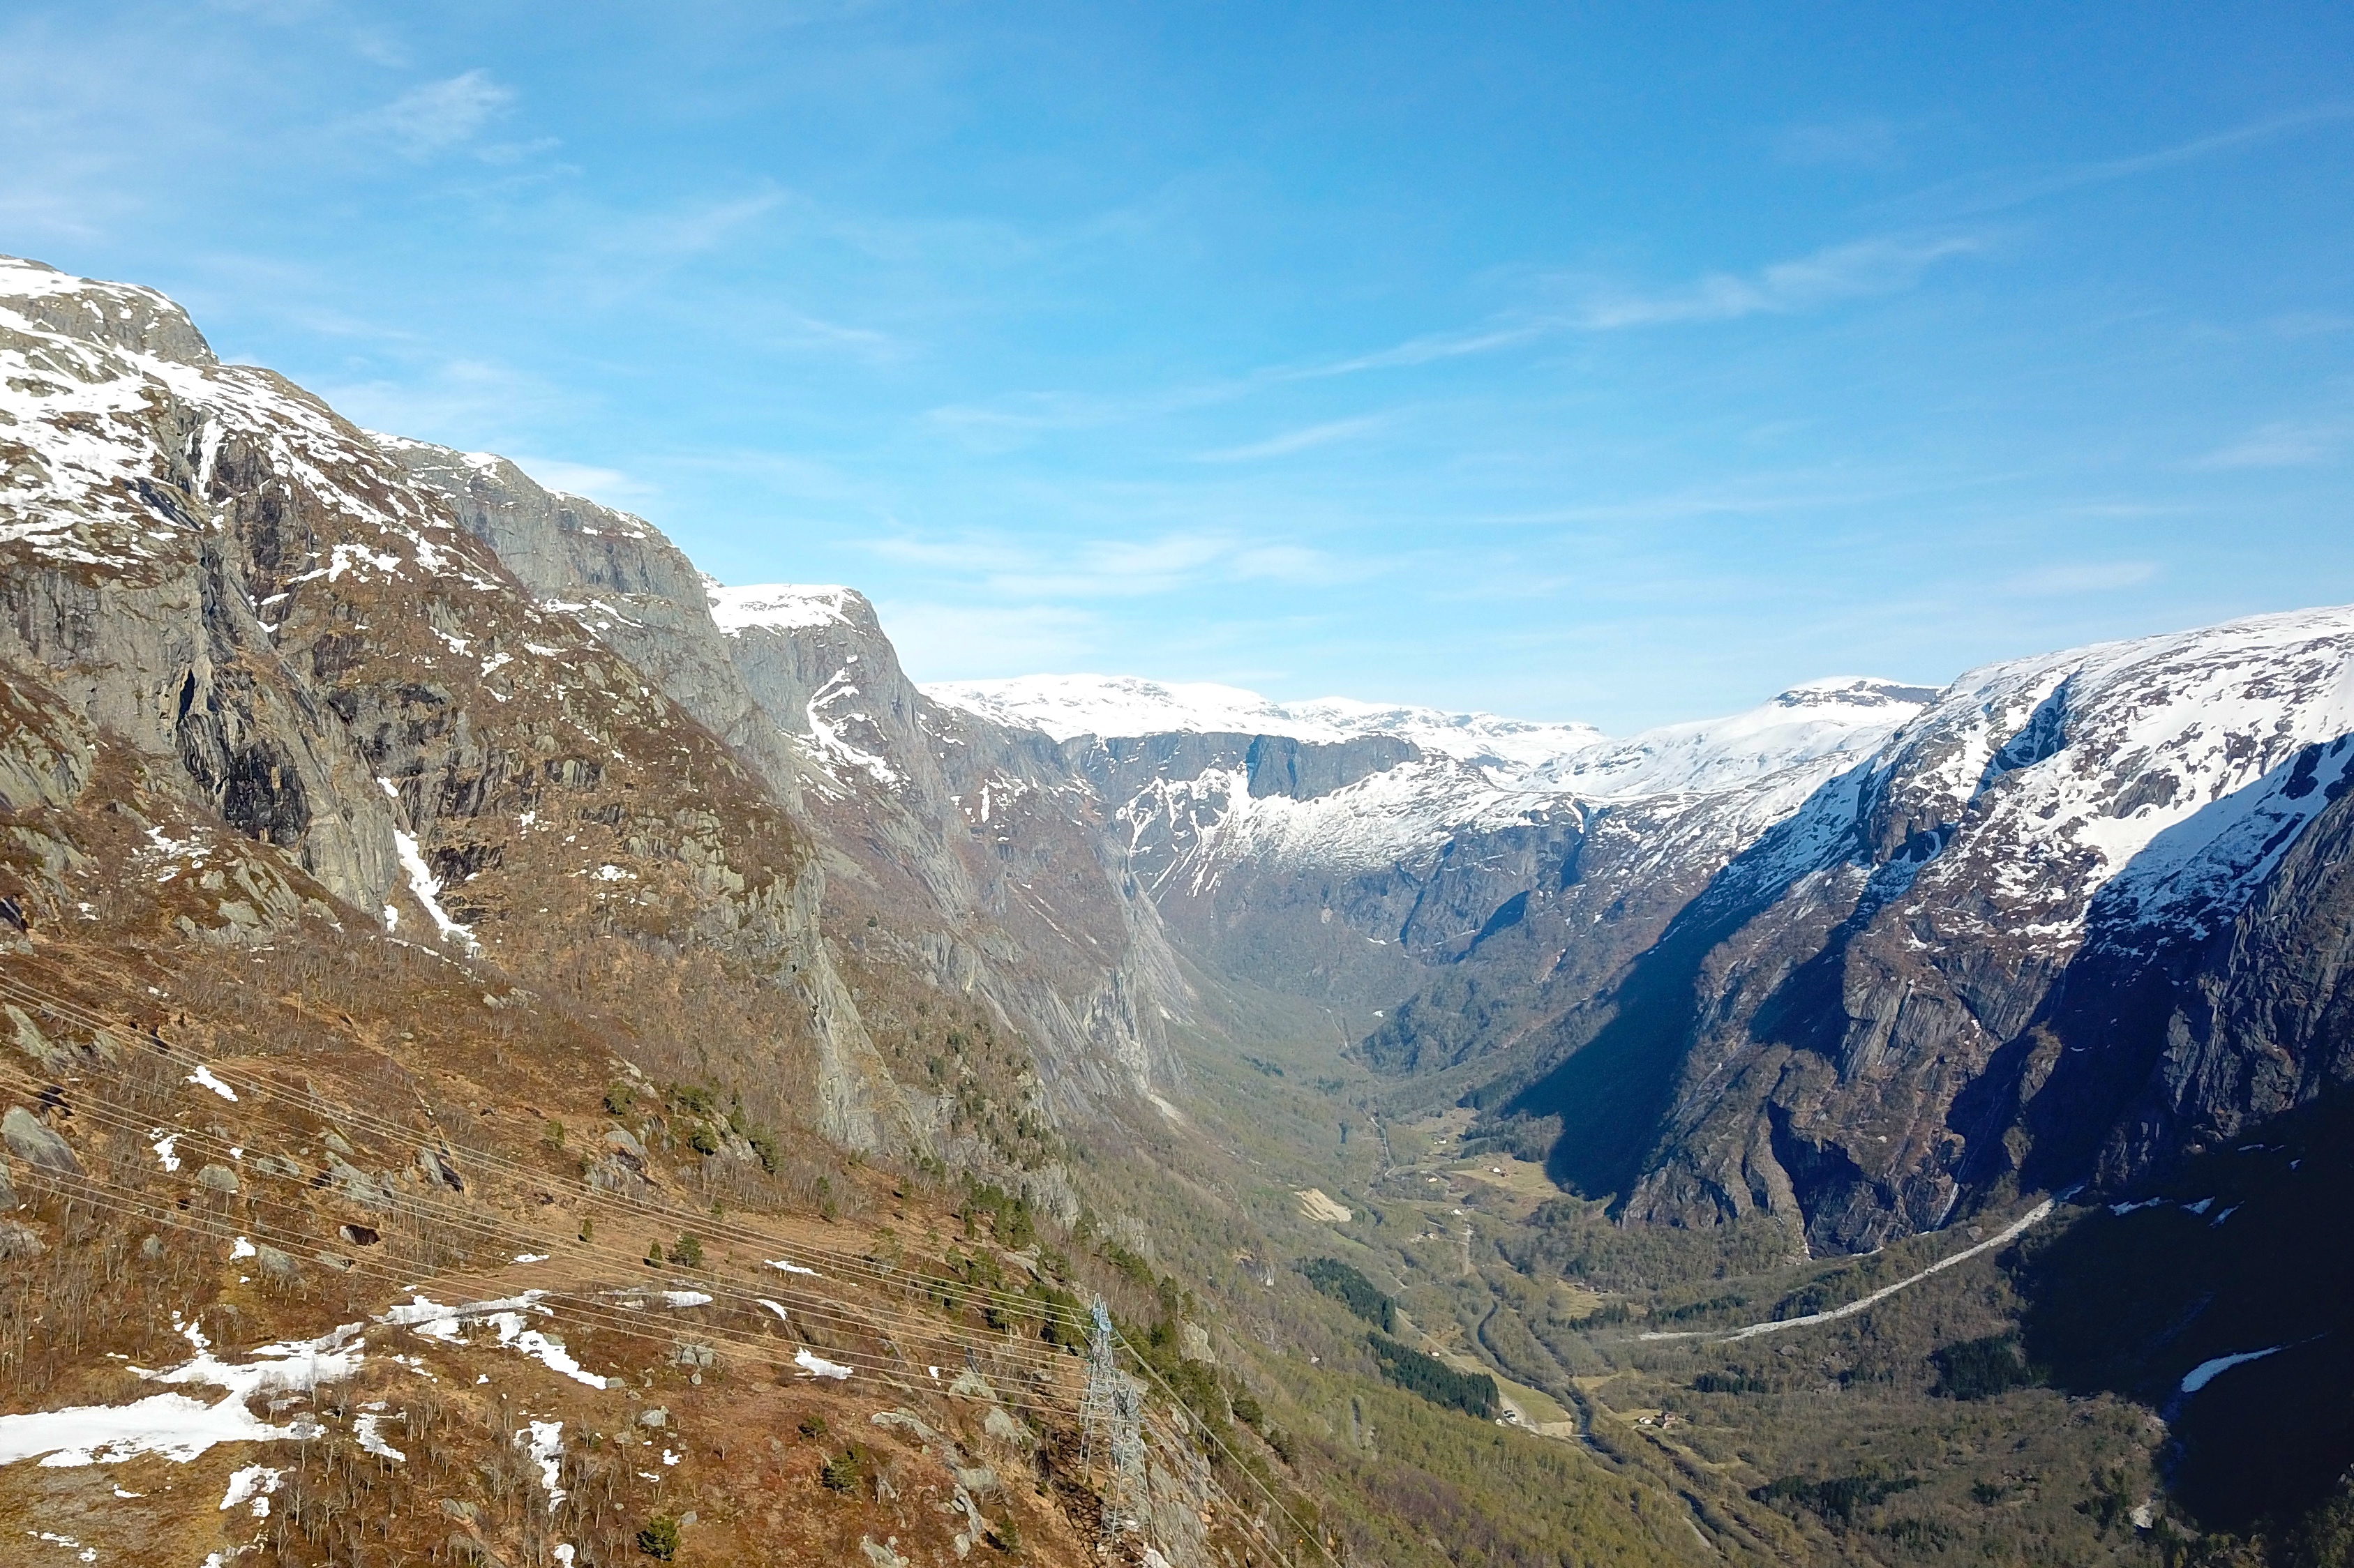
<box><xmin>1078</xmin><ymin>1297</ymin><xmax>1146</xmax><ymax>1544</ymax></box>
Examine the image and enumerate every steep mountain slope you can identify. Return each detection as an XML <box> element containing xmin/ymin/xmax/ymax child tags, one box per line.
<box><xmin>1472</xmin><ymin>608</ymin><xmax>2354</xmax><ymax>1251</ymax></box>
<box><xmin>705</xmin><ymin>584</ymin><xmax>1193</xmax><ymax>1112</ymax></box>
<box><xmin>0</xmin><ymin>252</ymin><xmax>919</xmax><ymax>1147</ymax></box>
<box><xmin>364</xmin><ymin>438</ymin><xmax>1192</xmax><ymax>1136</ymax></box>
<box><xmin>0</xmin><ymin>253</ymin><xmax>1379</xmax><ymax>1568</ymax></box>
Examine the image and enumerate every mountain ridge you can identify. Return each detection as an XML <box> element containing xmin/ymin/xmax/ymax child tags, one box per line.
<box><xmin>918</xmin><ymin>668</ymin><xmax>1935</xmax><ymax>794</ymax></box>
<box><xmin>12</xmin><ymin>249</ymin><xmax>2354</xmax><ymax>1564</ymax></box>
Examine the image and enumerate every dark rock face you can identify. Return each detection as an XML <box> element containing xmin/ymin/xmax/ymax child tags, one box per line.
<box><xmin>0</xmin><ymin>254</ymin><xmax>913</xmax><ymax>1150</ymax></box>
<box><xmin>2018</xmin><ymin>742</ymin><xmax>2354</xmax><ymax>1194</ymax></box>
<box><xmin>1425</xmin><ymin>612</ymin><xmax>2354</xmax><ymax>1252</ymax></box>
<box><xmin>17</xmin><ymin>251</ymin><xmax>2354</xmax><ymax>1269</ymax></box>
<box><xmin>2</xmin><ymin>1105</ymin><xmax>78</xmax><ymax>1175</ymax></box>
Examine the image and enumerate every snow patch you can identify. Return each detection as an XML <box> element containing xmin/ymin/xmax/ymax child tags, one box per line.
<box><xmin>793</xmin><ymin>1348</ymin><xmax>853</xmax><ymax>1380</ymax></box>
<box><xmin>354</xmin><ymin>1412</ymin><xmax>405</xmax><ymax>1462</ymax></box>
<box><xmin>220</xmin><ymin>1463</ymin><xmax>283</xmax><ymax>1515</ymax></box>
<box><xmin>391</xmin><ymin>829</ymin><xmax>476</xmax><ymax>951</ymax></box>
<box><xmin>2182</xmin><ymin>1344</ymin><xmax>2292</xmax><ymax>1394</ymax></box>
<box><xmin>709</xmin><ymin>583</ymin><xmax>857</xmax><ymax>633</ymax></box>
<box><xmin>518</xmin><ymin>1419</ymin><xmax>566</xmax><ymax>1505</ymax></box>
<box><xmin>0</xmin><ymin>1318</ymin><xmax>358</xmax><ymax>1468</ymax></box>
<box><xmin>383</xmin><ymin>1294</ymin><xmax>606</xmax><ymax>1389</ymax></box>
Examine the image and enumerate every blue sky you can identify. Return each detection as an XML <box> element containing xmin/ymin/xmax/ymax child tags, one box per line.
<box><xmin>6</xmin><ymin>3</ymin><xmax>2351</xmax><ymax>730</ymax></box>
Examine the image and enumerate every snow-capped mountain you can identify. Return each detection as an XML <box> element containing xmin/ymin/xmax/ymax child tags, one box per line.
<box><xmin>15</xmin><ymin>248</ymin><xmax>2354</xmax><ymax>1269</ymax></box>
<box><xmin>1854</xmin><ymin>608</ymin><xmax>2354</xmax><ymax>949</ymax></box>
<box><xmin>926</xmin><ymin>670</ymin><xmax>1932</xmax><ymax>799</ymax></box>
<box><xmin>1529</xmin><ymin>676</ymin><xmax>1937</xmax><ymax>797</ymax></box>
<box><xmin>922</xmin><ymin>673</ymin><xmax>1605</xmax><ymax>784</ymax></box>
<box><xmin>1465</xmin><ymin>603</ymin><xmax>2354</xmax><ymax>1251</ymax></box>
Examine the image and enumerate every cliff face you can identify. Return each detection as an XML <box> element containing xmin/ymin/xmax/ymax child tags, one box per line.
<box><xmin>0</xmin><ymin>255</ymin><xmax>910</xmax><ymax>1149</ymax></box>
<box><xmin>1472</xmin><ymin>610</ymin><xmax>2354</xmax><ymax>1251</ymax></box>
<box><xmin>369</xmin><ymin>437</ymin><xmax>807</xmax><ymax>798</ymax></box>
<box><xmin>364</xmin><ymin>442</ymin><xmax>1192</xmax><ymax>1121</ymax></box>
<box><xmin>2019</xmin><ymin>734</ymin><xmax>2354</xmax><ymax>1191</ymax></box>
<box><xmin>708</xmin><ymin>584</ymin><xmax>1194</xmax><ymax>1110</ymax></box>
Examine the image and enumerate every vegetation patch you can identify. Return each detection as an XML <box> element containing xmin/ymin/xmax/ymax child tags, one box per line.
<box><xmin>1301</xmin><ymin>1257</ymin><xmax>1395</xmax><ymax>1331</ymax></box>
<box><xmin>1753</xmin><ymin>1472</ymin><xmax>1922</xmax><ymax>1527</ymax></box>
<box><xmin>1366</xmin><ymin>1333</ymin><xmax>1499</xmax><ymax>1419</ymax></box>
<box><xmin>1931</xmin><ymin>1334</ymin><xmax>2034</xmax><ymax>1400</ymax></box>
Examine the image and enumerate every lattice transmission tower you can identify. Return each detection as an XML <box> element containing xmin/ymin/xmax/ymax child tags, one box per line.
<box><xmin>1078</xmin><ymin>1297</ymin><xmax>1147</xmax><ymax>1543</ymax></box>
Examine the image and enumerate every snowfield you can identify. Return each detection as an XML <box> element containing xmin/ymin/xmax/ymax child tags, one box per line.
<box><xmin>927</xmin><ymin>607</ymin><xmax>2354</xmax><ymax>957</ymax></box>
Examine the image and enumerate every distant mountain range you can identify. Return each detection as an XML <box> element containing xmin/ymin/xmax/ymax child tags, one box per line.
<box><xmin>929</xmin><ymin>614</ymin><xmax>2354</xmax><ymax>1249</ymax></box>
<box><xmin>8</xmin><ymin>240</ymin><xmax>2352</xmax><ymax>1252</ymax></box>
<box><xmin>12</xmin><ymin>250</ymin><xmax>2354</xmax><ymax>1561</ymax></box>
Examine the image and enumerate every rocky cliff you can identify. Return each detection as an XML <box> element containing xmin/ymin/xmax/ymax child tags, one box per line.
<box><xmin>16</xmin><ymin>246</ymin><xmax>2351</xmax><ymax>1269</ymax></box>
<box><xmin>0</xmin><ymin>254</ymin><xmax>909</xmax><ymax>1149</ymax></box>
<box><xmin>1484</xmin><ymin>608</ymin><xmax>2354</xmax><ymax>1251</ymax></box>
<box><xmin>369</xmin><ymin>440</ymin><xmax>1194</xmax><ymax>1152</ymax></box>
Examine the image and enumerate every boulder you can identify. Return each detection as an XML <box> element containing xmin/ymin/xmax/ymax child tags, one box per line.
<box><xmin>2</xmin><ymin>1106</ymin><xmax>78</xmax><ymax>1175</ymax></box>
<box><xmin>0</xmin><ymin>1219</ymin><xmax>44</xmax><ymax>1259</ymax></box>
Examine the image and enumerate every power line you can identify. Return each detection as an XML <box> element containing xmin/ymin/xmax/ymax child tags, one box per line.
<box><xmin>6</xmin><ymin>1140</ymin><xmax>1086</xmax><ymax>1433</ymax></box>
<box><xmin>0</xmin><ymin>968</ymin><xmax>1342</xmax><ymax>1563</ymax></box>
<box><xmin>0</xmin><ymin>972</ymin><xmax>1100</xmax><ymax>1336</ymax></box>
<box><xmin>0</xmin><ymin>1056</ymin><xmax>1082</xmax><ymax>1388</ymax></box>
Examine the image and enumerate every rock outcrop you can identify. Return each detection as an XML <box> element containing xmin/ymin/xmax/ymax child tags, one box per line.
<box><xmin>17</xmin><ymin>250</ymin><xmax>2354</xmax><ymax>1265</ymax></box>
<box><xmin>0</xmin><ymin>254</ymin><xmax>909</xmax><ymax>1151</ymax></box>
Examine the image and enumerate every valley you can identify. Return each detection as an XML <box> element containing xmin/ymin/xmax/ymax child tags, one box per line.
<box><xmin>3</xmin><ymin>251</ymin><xmax>2352</xmax><ymax>1567</ymax></box>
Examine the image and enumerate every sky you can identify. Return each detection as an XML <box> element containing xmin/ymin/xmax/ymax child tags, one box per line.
<box><xmin>4</xmin><ymin>3</ymin><xmax>2352</xmax><ymax>732</ymax></box>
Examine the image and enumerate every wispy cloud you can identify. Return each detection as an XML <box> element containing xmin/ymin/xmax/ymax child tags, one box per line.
<box><xmin>1472</xmin><ymin>467</ymin><xmax>1931</xmax><ymax>527</ymax></box>
<box><xmin>1284</xmin><ymin>324</ymin><xmax>1549</xmax><ymax>379</ymax></box>
<box><xmin>204</xmin><ymin>0</ymin><xmax>332</xmax><ymax>20</ymax></box>
<box><xmin>767</xmin><ymin>307</ymin><xmax>906</xmax><ymax>361</ymax></box>
<box><xmin>1903</xmin><ymin>101</ymin><xmax>2354</xmax><ymax>218</ymax></box>
<box><xmin>1230</xmin><ymin>544</ymin><xmax>1340</xmax><ymax>582</ymax></box>
<box><xmin>1194</xmin><ymin>414</ymin><xmax>1393</xmax><ymax>463</ymax></box>
<box><xmin>617</xmin><ymin>190</ymin><xmax>791</xmax><ymax>258</ymax></box>
<box><xmin>1776</xmin><ymin>117</ymin><xmax>1905</xmax><ymax>169</ymax></box>
<box><xmin>867</xmin><ymin>528</ymin><xmax>1360</xmax><ymax>600</ymax></box>
<box><xmin>924</xmin><ymin>382</ymin><xmax>1242</xmax><ymax>450</ymax></box>
<box><xmin>2192</xmin><ymin>419</ymin><xmax>2348</xmax><ymax>470</ymax></box>
<box><xmin>2267</xmin><ymin>312</ymin><xmax>2354</xmax><ymax>339</ymax></box>
<box><xmin>1277</xmin><ymin>232</ymin><xmax>1986</xmax><ymax>384</ymax></box>
<box><xmin>2004</xmin><ymin>561</ymin><xmax>2159</xmax><ymax>596</ymax></box>
<box><xmin>359</xmin><ymin>70</ymin><xmax>514</xmax><ymax>160</ymax></box>
<box><xmin>1572</xmin><ymin>234</ymin><xmax>1985</xmax><ymax>329</ymax></box>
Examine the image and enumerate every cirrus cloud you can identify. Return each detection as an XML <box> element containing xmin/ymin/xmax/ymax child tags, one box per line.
<box><xmin>359</xmin><ymin>70</ymin><xmax>514</xmax><ymax>160</ymax></box>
